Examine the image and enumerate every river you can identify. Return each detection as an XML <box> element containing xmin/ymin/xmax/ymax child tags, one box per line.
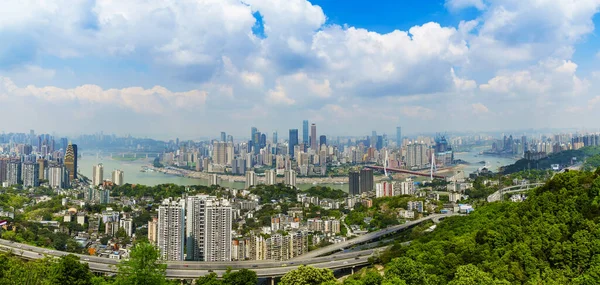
<box><xmin>77</xmin><ymin>146</ymin><xmax>516</xmax><ymax>191</ymax></box>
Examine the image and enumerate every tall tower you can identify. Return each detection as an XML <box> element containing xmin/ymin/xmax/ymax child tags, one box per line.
<box><xmin>288</xmin><ymin>129</ymin><xmax>298</xmax><ymax>158</ymax></box>
<box><xmin>220</xmin><ymin>132</ymin><xmax>226</xmax><ymax>142</ymax></box>
<box><xmin>302</xmin><ymin>120</ymin><xmax>309</xmax><ymax>148</ymax></box>
<box><xmin>112</xmin><ymin>169</ymin><xmax>124</xmax><ymax>186</ymax></box>
<box><xmin>310</xmin><ymin>123</ymin><xmax>317</xmax><ymax>151</ymax></box>
<box><xmin>92</xmin><ymin>164</ymin><xmax>104</xmax><ymax>186</ymax></box>
<box><xmin>22</xmin><ymin>162</ymin><xmax>39</xmax><ymax>187</ymax></box>
<box><xmin>348</xmin><ymin>172</ymin><xmax>360</xmax><ymax>196</ymax></box>
<box><xmin>204</xmin><ymin>199</ymin><xmax>232</xmax><ymax>262</ymax></box>
<box><xmin>396</xmin><ymin>127</ymin><xmax>402</xmax><ymax>147</ymax></box>
<box><xmin>157</xmin><ymin>198</ymin><xmax>184</xmax><ymax>261</ymax></box>
<box><xmin>245</xmin><ymin>171</ymin><xmax>257</xmax><ymax>189</ymax></box>
<box><xmin>64</xmin><ymin>143</ymin><xmax>78</xmax><ymax>181</ymax></box>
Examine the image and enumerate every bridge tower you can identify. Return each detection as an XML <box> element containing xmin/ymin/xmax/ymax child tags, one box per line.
<box><xmin>384</xmin><ymin>150</ymin><xmax>388</xmax><ymax>177</ymax></box>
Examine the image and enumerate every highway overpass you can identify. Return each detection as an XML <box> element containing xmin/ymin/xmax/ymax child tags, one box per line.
<box><xmin>0</xmin><ymin>213</ymin><xmax>455</xmax><ymax>279</ymax></box>
<box><xmin>486</xmin><ymin>183</ymin><xmax>544</xmax><ymax>202</ymax></box>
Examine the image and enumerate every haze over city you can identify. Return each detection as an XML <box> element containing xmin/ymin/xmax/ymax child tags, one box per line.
<box><xmin>1</xmin><ymin>0</ymin><xmax>600</xmax><ymax>139</ymax></box>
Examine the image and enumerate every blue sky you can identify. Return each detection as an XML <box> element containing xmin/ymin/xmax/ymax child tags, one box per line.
<box><xmin>0</xmin><ymin>0</ymin><xmax>600</xmax><ymax>139</ymax></box>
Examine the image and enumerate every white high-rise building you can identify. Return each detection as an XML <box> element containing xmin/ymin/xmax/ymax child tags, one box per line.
<box><xmin>186</xmin><ymin>195</ymin><xmax>232</xmax><ymax>261</ymax></box>
<box><xmin>22</xmin><ymin>162</ymin><xmax>39</xmax><ymax>187</ymax></box>
<box><xmin>119</xmin><ymin>218</ymin><xmax>133</xmax><ymax>237</ymax></box>
<box><xmin>284</xmin><ymin>169</ymin><xmax>296</xmax><ymax>187</ymax></box>
<box><xmin>158</xmin><ymin>198</ymin><xmax>184</xmax><ymax>261</ymax></box>
<box><xmin>92</xmin><ymin>164</ymin><xmax>104</xmax><ymax>186</ymax></box>
<box><xmin>265</xmin><ymin>169</ymin><xmax>276</xmax><ymax>185</ymax></box>
<box><xmin>112</xmin><ymin>169</ymin><xmax>124</xmax><ymax>186</ymax></box>
<box><xmin>245</xmin><ymin>171</ymin><xmax>257</xmax><ymax>189</ymax></box>
<box><xmin>48</xmin><ymin>164</ymin><xmax>69</xmax><ymax>189</ymax></box>
<box><xmin>204</xmin><ymin>199</ymin><xmax>232</xmax><ymax>262</ymax></box>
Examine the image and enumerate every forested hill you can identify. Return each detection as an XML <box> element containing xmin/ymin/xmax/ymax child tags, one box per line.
<box><xmin>502</xmin><ymin>146</ymin><xmax>600</xmax><ymax>174</ymax></box>
<box><xmin>366</xmin><ymin>169</ymin><xmax>600</xmax><ymax>284</ymax></box>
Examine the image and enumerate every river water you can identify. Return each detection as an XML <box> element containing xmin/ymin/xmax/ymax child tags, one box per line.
<box><xmin>78</xmin><ymin>146</ymin><xmax>517</xmax><ymax>191</ymax></box>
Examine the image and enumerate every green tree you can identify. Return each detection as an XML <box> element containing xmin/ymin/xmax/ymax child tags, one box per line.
<box><xmin>115</xmin><ymin>241</ymin><xmax>167</xmax><ymax>285</ymax></box>
<box><xmin>448</xmin><ymin>264</ymin><xmax>510</xmax><ymax>285</ymax></box>
<box><xmin>222</xmin><ymin>268</ymin><xmax>257</xmax><ymax>285</ymax></box>
<box><xmin>47</xmin><ymin>254</ymin><xmax>93</xmax><ymax>285</ymax></box>
<box><xmin>196</xmin><ymin>273</ymin><xmax>225</xmax><ymax>285</ymax></box>
<box><xmin>279</xmin><ymin>265</ymin><xmax>336</xmax><ymax>285</ymax></box>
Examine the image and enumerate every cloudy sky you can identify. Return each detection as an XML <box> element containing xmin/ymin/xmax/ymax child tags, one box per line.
<box><xmin>1</xmin><ymin>0</ymin><xmax>600</xmax><ymax>140</ymax></box>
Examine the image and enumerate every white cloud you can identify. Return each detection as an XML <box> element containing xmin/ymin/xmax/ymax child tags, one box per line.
<box><xmin>0</xmin><ymin>0</ymin><xmax>599</xmax><ymax>136</ymax></box>
<box><xmin>446</xmin><ymin>0</ymin><xmax>486</xmax><ymax>11</ymax></box>
<box><xmin>471</xmin><ymin>103</ymin><xmax>489</xmax><ymax>114</ymax></box>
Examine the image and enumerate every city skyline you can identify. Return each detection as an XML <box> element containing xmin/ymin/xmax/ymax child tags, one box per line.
<box><xmin>1</xmin><ymin>1</ymin><xmax>600</xmax><ymax>138</ymax></box>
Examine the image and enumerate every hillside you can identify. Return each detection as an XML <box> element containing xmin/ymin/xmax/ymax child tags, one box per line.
<box><xmin>347</xmin><ymin>169</ymin><xmax>600</xmax><ymax>284</ymax></box>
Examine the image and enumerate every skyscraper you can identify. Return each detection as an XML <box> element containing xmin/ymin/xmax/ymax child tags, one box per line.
<box><xmin>37</xmin><ymin>158</ymin><xmax>47</xmax><ymax>181</ymax></box>
<box><xmin>204</xmin><ymin>199</ymin><xmax>232</xmax><ymax>262</ymax></box>
<box><xmin>112</xmin><ymin>169</ymin><xmax>124</xmax><ymax>186</ymax></box>
<box><xmin>371</xmin><ymin>131</ymin><xmax>377</xmax><ymax>148</ymax></box>
<box><xmin>319</xmin><ymin>135</ymin><xmax>326</xmax><ymax>148</ymax></box>
<box><xmin>289</xmin><ymin>129</ymin><xmax>298</xmax><ymax>158</ymax></box>
<box><xmin>22</xmin><ymin>162</ymin><xmax>39</xmax><ymax>187</ymax></box>
<box><xmin>92</xmin><ymin>164</ymin><xmax>104</xmax><ymax>186</ymax></box>
<box><xmin>349</xmin><ymin>172</ymin><xmax>360</xmax><ymax>196</ymax></box>
<box><xmin>272</xmin><ymin>131</ymin><xmax>278</xmax><ymax>145</ymax></box>
<box><xmin>310</xmin><ymin>123</ymin><xmax>317</xmax><ymax>151</ymax></box>
<box><xmin>265</xmin><ymin>169</ymin><xmax>276</xmax><ymax>185</ymax></box>
<box><xmin>158</xmin><ymin>198</ymin><xmax>184</xmax><ymax>261</ymax></box>
<box><xmin>302</xmin><ymin>120</ymin><xmax>309</xmax><ymax>148</ymax></box>
<box><xmin>186</xmin><ymin>195</ymin><xmax>209</xmax><ymax>261</ymax></box>
<box><xmin>360</xmin><ymin>169</ymin><xmax>374</xmax><ymax>193</ymax></box>
<box><xmin>64</xmin><ymin>143</ymin><xmax>77</xmax><ymax>181</ymax></box>
<box><xmin>220</xmin><ymin>132</ymin><xmax>226</xmax><ymax>142</ymax></box>
<box><xmin>396</xmin><ymin>127</ymin><xmax>402</xmax><ymax>147</ymax></box>
<box><xmin>245</xmin><ymin>171</ymin><xmax>257</xmax><ymax>189</ymax></box>
<box><xmin>6</xmin><ymin>161</ymin><xmax>21</xmax><ymax>186</ymax></box>
<box><xmin>48</xmin><ymin>164</ymin><xmax>68</xmax><ymax>189</ymax></box>
<box><xmin>0</xmin><ymin>157</ymin><xmax>8</xmax><ymax>183</ymax></box>
<box><xmin>212</xmin><ymin>142</ymin><xmax>227</xmax><ymax>165</ymax></box>
<box><xmin>284</xmin><ymin>169</ymin><xmax>296</xmax><ymax>188</ymax></box>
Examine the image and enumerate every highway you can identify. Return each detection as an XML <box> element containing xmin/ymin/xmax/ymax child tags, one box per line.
<box><xmin>292</xmin><ymin>213</ymin><xmax>456</xmax><ymax>260</ymax></box>
<box><xmin>0</xmin><ymin>213</ymin><xmax>455</xmax><ymax>279</ymax></box>
<box><xmin>486</xmin><ymin>183</ymin><xmax>544</xmax><ymax>202</ymax></box>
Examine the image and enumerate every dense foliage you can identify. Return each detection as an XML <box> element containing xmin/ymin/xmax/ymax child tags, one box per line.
<box><xmin>302</xmin><ymin>186</ymin><xmax>348</xmax><ymax>199</ymax></box>
<box><xmin>111</xmin><ymin>184</ymin><xmax>228</xmax><ymax>201</ymax></box>
<box><xmin>250</xmin><ymin>184</ymin><xmax>347</xmax><ymax>202</ymax></box>
<box><xmin>355</xmin><ymin>169</ymin><xmax>600</xmax><ymax>284</ymax></box>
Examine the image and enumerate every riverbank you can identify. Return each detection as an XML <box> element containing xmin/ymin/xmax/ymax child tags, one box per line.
<box><xmin>146</xmin><ymin>165</ymin><xmax>409</xmax><ymax>185</ymax></box>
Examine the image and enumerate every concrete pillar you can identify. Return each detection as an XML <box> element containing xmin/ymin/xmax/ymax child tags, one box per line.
<box><xmin>271</xmin><ymin>277</ymin><xmax>275</xmax><ymax>285</ymax></box>
<box><xmin>351</xmin><ymin>266</ymin><xmax>355</xmax><ymax>275</ymax></box>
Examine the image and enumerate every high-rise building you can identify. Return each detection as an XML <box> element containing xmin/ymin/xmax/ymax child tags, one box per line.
<box><xmin>120</xmin><ymin>218</ymin><xmax>133</xmax><ymax>237</ymax></box>
<box><xmin>92</xmin><ymin>164</ymin><xmax>104</xmax><ymax>186</ymax></box>
<box><xmin>245</xmin><ymin>171</ymin><xmax>257</xmax><ymax>189</ymax></box>
<box><xmin>396</xmin><ymin>127</ymin><xmax>402</xmax><ymax>147</ymax></box>
<box><xmin>0</xmin><ymin>157</ymin><xmax>8</xmax><ymax>183</ymax></box>
<box><xmin>220</xmin><ymin>132</ymin><xmax>226</xmax><ymax>142</ymax></box>
<box><xmin>48</xmin><ymin>164</ymin><xmax>69</xmax><ymax>189</ymax></box>
<box><xmin>37</xmin><ymin>158</ymin><xmax>47</xmax><ymax>181</ymax></box>
<box><xmin>319</xmin><ymin>135</ymin><xmax>327</xmax><ymax>148</ymax></box>
<box><xmin>212</xmin><ymin>142</ymin><xmax>227</xmax><ymax>165</ymax></box>
<box><xmin>371</xmin><ymin>131</ymin><xmax>377</xmax><ymax>148</ymax></box>
<box><xmin>289</xmin><ymin>129</ymin><xmax>298</xmax><ymax>158</ymax></box>
<box><xmin>204</xmin><ymin>199</ymin><xmax>232</xmax><ymax>262</ymax></box>
<box><xmin>22</xmin><ymin>162</ymin><xmax>39</xmax><ymax>187</ymax></box>
<box><xmin>360</xmin><ymin>169</ymin><xmax>374</xmax><ymax>193</ymax></box>
<box><xmin>272</xmin><ymin>131</ymin><xmax>278</xmax><ymax>145</ymax></box>
<box><xmin>209</xmin><ymin>173</ymin><xmax>220</xmax><ymax>186</ymax></box>
<box><xmin>6</xmin><ymin>161</ymin><xmax>21</xmax><ymax>186</ymax></box>
<box><xmin>284</xmin><ymin>169</ymin><xmax>296</xmax><ymax>187</ymax></box>
<box><xmin>376</xmin><ymin>135</ymin><xmax>383</xmax><ymax>151</ymax></box>
<box><xmin>265</xmin><ymin>169</ymin><xmax>276</xmax><ymax>185</ymax></box>
<box><xmin>112</xmin><ymin>169</ymin><xmax>124</xmax><ymax>186</ymax></box>
<box><xmin>64</xmin><ymin>143</ymin><xmax>77</xmax><ymax>181</ymax></box>
<box><xmin>406</xmin><ymin>142</ymin><xmax>428</xmax><ymax>169</ymax></box>
<box><xmin>349</xmin><ymin>172</ymin><xmax>360</xmax><ymax>196</ymax></box>
<box><xmin>310</xmin><ymin>124</ymin><xmax>317</xmax><ymax>151</ymax></box>
<box><xmin>186</xmin><ymin>196</ymin><xmax>232</xmax><ymax>262</ymax></box>
<box><xmin>158</xmin><ymin>198</ymin><xmax>184</xmax><ymax>261</ymax></box>
<box><xmin>302</xmin><ymin>120</ymin><xmax>309</xmax><ymax>148</ymax></box>
<box><xmin>148</xmin><ymin>217</ymin><xmax>159</xmax><ymax>245</ymax></box>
